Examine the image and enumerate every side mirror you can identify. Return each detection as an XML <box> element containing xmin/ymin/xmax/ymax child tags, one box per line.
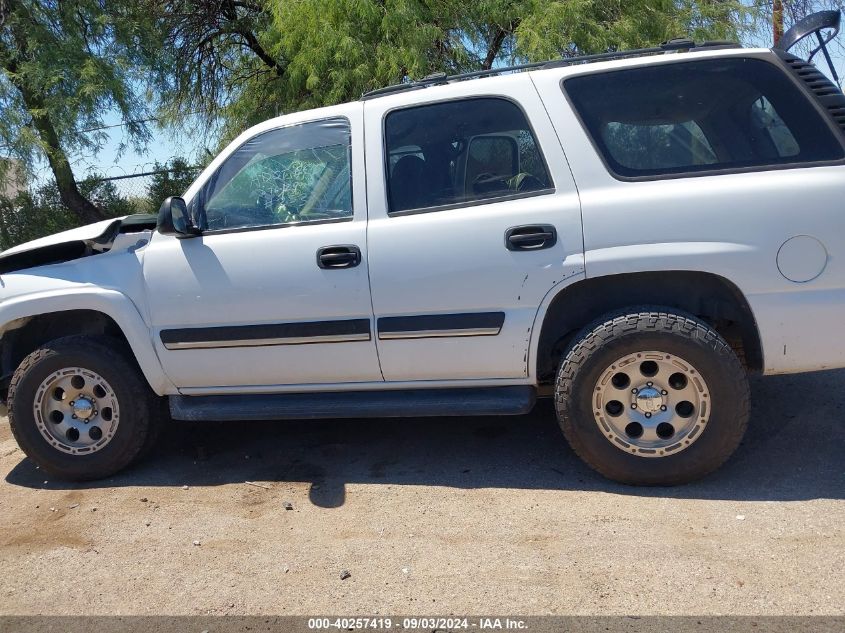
<box><xmin>157</xmin><ymin>196</ymin><xmax>200</xmax><ymax>237</ymax></box>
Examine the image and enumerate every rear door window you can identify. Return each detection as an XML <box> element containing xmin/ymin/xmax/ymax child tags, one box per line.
<box><xmin>384</xmin><ymin>97</ymin><xmax>552</xmax><ymax>214</ymax></box>
<box><xmin>563</xmin><ymin>57</ymin><xmax>844</xmax><ymax>179</ymax></box>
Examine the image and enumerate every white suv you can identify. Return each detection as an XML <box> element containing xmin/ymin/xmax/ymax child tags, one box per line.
<box><xmin>2</xmin><ymin>24</ymin><xmax>844</xmax><ymax>485</ymax></box>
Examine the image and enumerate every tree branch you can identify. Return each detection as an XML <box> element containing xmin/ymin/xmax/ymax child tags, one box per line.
<box><xmin>235</xmin><ymin>27</ymin><xmax>285</xmax><ymax>77</ymax></box>
<box><xmin>482</xmin><ymin>19</ymin><xmax>521</xmax><ymax>70</ymax></box>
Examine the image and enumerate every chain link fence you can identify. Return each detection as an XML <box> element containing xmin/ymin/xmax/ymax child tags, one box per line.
<box><xmin>87</xmin><ymin>163</ymin><xmax>202</xmax><ymax>215</ymax></box>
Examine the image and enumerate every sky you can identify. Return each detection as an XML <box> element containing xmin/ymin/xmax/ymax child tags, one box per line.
<box><xmin>32</xmin><ymin>21</ymin><xmax>845</xmax><ymax>188</ymax></box>
<box><xmin>64</xmin><ymin>111</ymin><xmax>207</xmax><ymax>180</ymax></box>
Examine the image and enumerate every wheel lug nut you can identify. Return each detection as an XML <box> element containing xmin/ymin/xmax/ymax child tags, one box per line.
<box><xmin>661</xmin><ymin>390</ymin><xmax>668</xmax><ymax>395</ymax></box>
<box><xmin>631</xmin><ymin>403</ymin><xmax>637</xmax><ymax>409</ymax></box>
<box><xmin>71</xmin><ymin>414</ymin><xmax>77</xmax><ymax>419</ymax></box>
<box><xmin>645</xmin><ymin>412</ymin><xmax>652</xmax><ymax>418</ymax></box>
<box><xmin>646</xmin><ymin>382</ymin><xmax>653</xmax><ymax>387</ymax></box>
<box><xmin>70</xmin><ymin>401</ymin><xmax>75</xmax><ymax>406</ymax></box>
<box><xmin>631</xmin><ymin>388</ymin><xmax>638</xmax><ymax>394</ymax></box>
<box><xmin>660</xmin><ymin>405</ymin><xmax>667</xmax><ymax>411</ymax></box>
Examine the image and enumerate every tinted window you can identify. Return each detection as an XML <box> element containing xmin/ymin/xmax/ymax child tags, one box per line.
<box><xmin>384</xmin><ymin>98</ymin><xmax>552</xmax><ymax>213</ymax></box>
<box><xmin>601</xmin><ymin>120</ymin><xmax>718</xmax><ymax>171</ymax></box>
<box><xmin>201</xmin><ymin>118</ymin><xmax>352</xmax><ymax>230</ymax></box>
<box><xmin>564</xmin><ymin>58</ymin><xmax>843</xmax><ymax>178</ymax></box>
<box><xmin>467</xmin><ymin>136</ymin><xmax>518</xmax><ymax>187</ymax></box>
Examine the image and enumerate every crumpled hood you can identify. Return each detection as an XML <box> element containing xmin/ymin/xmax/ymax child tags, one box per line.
<box><xmin>1</xmin><ymin>218</ymin><xmax>124</xmax><ymax>258</ymax></box>
<box><xmin>0</xmin><ymin>215</ymin><xmax>157</xmax><ymax>275</ymax></box>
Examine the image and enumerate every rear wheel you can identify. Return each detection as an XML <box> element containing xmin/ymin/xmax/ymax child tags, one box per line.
<box><xmin>8</xmin><ymin>336</ymin><xmax>158</xmax><ymax>480</ymax></box>
<box><xmin>555</xmin><ymin>309</ymin><xmax>749</xmax><ymax>485</ymax></box>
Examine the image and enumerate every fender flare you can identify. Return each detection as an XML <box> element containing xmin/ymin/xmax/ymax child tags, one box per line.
<box><xmin>525</xmin><ymin>268</ymin><xmax>765</xmax><ymax>381</ymax></box>
<box><xmin>0</xmin><ymin>287</ymin><xmax>176</xmax><ymax>395</ymax></box>
<box><xmin>526</xmin><ymin>270</ymin><xmax>587</xmax><ymax>380</ymax></box>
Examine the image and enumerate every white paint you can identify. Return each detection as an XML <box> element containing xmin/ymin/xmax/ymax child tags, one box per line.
<box><xmin>0</xmin><ymin>217</ymin><xmax>122</xmax><ymax>258</ymax></box>
<box><xmin>363</xmin><ymin>73</ymin><xmax>584</xmax><ymax>380</ymax></box>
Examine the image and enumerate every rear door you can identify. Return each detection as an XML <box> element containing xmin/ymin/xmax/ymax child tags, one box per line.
<box><xmin>363</xmin><ymin>75</ymin><xmax>584</xmax><ymax>382</ymax></box>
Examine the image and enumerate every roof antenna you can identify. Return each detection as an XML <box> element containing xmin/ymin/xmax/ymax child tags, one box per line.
<box><xmin>775</xmin><ymin>10</ymin><xmax>841</xmax><ymax>84</ymax></box>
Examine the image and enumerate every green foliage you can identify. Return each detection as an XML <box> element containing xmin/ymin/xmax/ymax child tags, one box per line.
<box><xmin>150</xmin><ymin>1</ymin><xmax>284</xmax><ymax>149</ymax></box>
<box><xmin>0</xmin><ymin>0</ymin><xmax>161</xmax><ymax>225</ymax></box>
<box><xmin>0</xmin><ymin>176</ymin><xmax>133</xmax><ymax>249</ymax></box>
<box><xmin>272</xmin><ymin>0</ymin><xmax>470</xmax><ymax>109</ymax></box>
<box><xmin>0</xmin><ymin>155</ymin><xmax>199</xmax><ymax>249</ymax></box>
<box><xmin>146</xmin><ymin>157</ymin><xmax>198</xmax><ymax>210</ymax></box>
<box><xmin>517</xmin><ymin>1</ymin><xmax>749</xmax><ymax>59</ymax></box>
<box><xmin>190</xmin><ymin>0</ymin><xmax>748</xmax><ymax>143</ymax></box>
<box><xmin>0</xmin><ymin>189</ymin><xmax>76</xmax><ymax>250</ymax></box>
<box><xmin>0</xmin><ymin>1</ymin><xmax>156</xmax><ymax>171</ymax></box>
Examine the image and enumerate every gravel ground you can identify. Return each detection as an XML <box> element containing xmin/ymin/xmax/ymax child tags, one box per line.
<box><xmin>0</xmin><ymin>370</ymin><xmax>843</xmax><ymax>616</ymax></box>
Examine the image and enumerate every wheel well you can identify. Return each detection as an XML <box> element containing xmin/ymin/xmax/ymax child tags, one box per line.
<box><xmin>535</xmin><ymin>271</ymin><xmax>763</xmax><ymax>384</ymax></box>
<box><xmin>0</xmin><ymin>310</ymin><xmax>133</xmax><ymax>399</ymax></box>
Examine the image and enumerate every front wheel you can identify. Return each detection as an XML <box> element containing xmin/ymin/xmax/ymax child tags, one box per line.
<box><xmin>555</xmin><ymin>309</ymin><xmax>750</xmax><ymax>485</ymax></box>
<box><xmin>8</xmin><ymin>336</ymin><xmax>157</xmax><ymax>481</ymax></box>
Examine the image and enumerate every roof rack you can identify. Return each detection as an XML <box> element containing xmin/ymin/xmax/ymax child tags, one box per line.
<box><xmin>360</xmin><ymin>39</ymin><xmax>740</xmax><ymax>100</ymax></box>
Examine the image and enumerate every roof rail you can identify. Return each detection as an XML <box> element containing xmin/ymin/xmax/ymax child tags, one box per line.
<box><xmin>360</xmin><ymin>39</ymin><xmax>740</xmax><ymax>100</ymax></box>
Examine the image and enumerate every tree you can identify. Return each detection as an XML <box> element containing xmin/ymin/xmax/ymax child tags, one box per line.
<box><xmin>146</xmin><ymin>1</ymin><xmax>759</xmax><ymax>150</ymax></box>
<box><xmin>146</xmin><ymin>157</ymin><xmax>198</xmax><ymax>209</ymax></box>
<box><xmin>0</xmin><ymin>1</ymin><xmax>155</xmax><ymax>224</ymax></box>
<box><xmin>0</xmin><ymin>175</ymin><xmax>132</xmax><ymax>249</ymax></box>
<box><xmin>268</xmin><ymin>1</ymin><xmax>751</xmax><ymax>113</ymax></box>
<box><xmin>149</xmin><ymin>0</ymin><xmax>286</xmax><ymax>145</ymax></box>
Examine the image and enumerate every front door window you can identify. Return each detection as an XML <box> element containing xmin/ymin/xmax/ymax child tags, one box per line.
<box><xmin>200</xmin><ymin>118</ymin><xmax>353</xmax><ymax>230</ymax></box>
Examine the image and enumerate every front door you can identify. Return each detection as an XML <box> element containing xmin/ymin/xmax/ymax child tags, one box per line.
<box><xmin>143</xmin><ymin>105</ymin><xmax>382</xmax><ymax>391</ymax></box>
<box><xmin>363</xmin><ymin>76</ymin><xmax>584</xmax><ymax>382</ymax></box>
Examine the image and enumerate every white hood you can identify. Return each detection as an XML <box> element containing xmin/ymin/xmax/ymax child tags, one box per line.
<box><xmin>0</xmin><ymin>217</ymin><xmax>125</xmax><ymax>259</ymax></box>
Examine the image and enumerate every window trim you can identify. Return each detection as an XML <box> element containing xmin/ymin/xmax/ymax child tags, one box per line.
<box><xmin>381</xmin><ymin>95</ymin><xmax>556</xmax><ymax>216</ymax></box>
<box><xmin>196</xmin><ymin>116</ymin><xmax>355</xmax><ymax>235</ymax></box>
<box><xmin>385</xmin><ymin>188</ymin><xmax>556</xmax><ymax>218</ymax></box>
<box><xmin>192</xmin><ymin>216</ymin><xmax>352</xmax><ymax>238</ymax></box>
<box><xmin>560</xmin><ymin>56</ymin><xmax>845</xmax><ymax>183</ymax></box>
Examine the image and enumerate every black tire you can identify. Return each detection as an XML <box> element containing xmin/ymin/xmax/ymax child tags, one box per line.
<box><xmin>135</xmin><ymin>396</ymin><xmax>168</xmax><ymax>462</ymax></box>
<box><xmin>555</xmin><ymin>308</ymin><xmax>750</xmax><ymax>485</ymax></box>
<box><xmin>8</xmin><ymin>335</ymin><xmax>156</xmax><ymax>481</ymax></box>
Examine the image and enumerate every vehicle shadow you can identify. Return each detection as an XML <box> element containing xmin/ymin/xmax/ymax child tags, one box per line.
<box><xmin>5</xmin><ymin>370</ymin><xmax>845</xmax><ymax>506</ymax></box>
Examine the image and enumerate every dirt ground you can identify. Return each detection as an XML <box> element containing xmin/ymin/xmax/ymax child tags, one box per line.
<box><xmin>0</xmin><ymin>370</ymin><xmax>842</xmax><ymax>616</ymax></box>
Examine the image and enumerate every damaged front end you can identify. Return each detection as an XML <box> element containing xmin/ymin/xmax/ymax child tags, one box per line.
<box><xmin>0</xmin><ymin>214</ymin><xmax>158</xmax><ymax>275</ymax></box>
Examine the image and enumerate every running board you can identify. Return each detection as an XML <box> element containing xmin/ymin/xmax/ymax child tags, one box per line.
<box><xmin>169</xmin><ymin>386</ymin><xmax>536</xmax><ymax>422</ymax></box>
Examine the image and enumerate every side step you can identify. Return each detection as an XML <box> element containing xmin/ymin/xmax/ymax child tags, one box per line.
<box><xmin>169</xmin><ymin>386</ymin><xmax>536</xmax><ymax>422</ymax></box>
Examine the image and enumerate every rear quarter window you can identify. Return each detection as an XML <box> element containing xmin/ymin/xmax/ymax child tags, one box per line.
<box><xmin>563</xmin><ymin>57</ymin><xmax>844</xmax><ymax>179</ymax></box>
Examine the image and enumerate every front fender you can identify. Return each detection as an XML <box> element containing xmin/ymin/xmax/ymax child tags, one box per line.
<box><xmin>0</xmin><ymin>286</ymin><xmax>175</xmax><ymax>395</ymax></box>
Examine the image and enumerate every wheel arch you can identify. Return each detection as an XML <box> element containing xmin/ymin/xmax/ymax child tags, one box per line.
<box><xmin>531</xmin><ymin>270</ymin><xmax>763</xmax><ymax>384</ymax></box>
<box><xmin>0</xmin><ymin>289</ymin><xmax>175</xmax><ymax>397</ymax></box>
